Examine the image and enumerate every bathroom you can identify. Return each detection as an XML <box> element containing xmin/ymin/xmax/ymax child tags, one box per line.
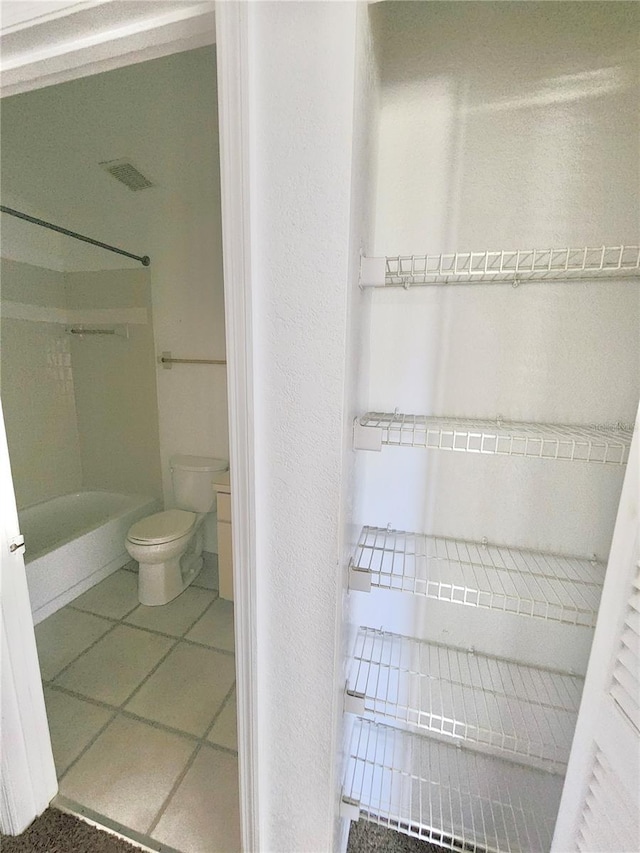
<box><xmin>0</xmin><ymin>43</ymin><xmax>240</xmax><ymax>852</ymax></box>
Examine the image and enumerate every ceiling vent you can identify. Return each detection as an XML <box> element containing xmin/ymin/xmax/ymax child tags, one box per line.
<box><xmin>100</xmin><ymin>159</ymin><xmax>154</xmax><ymax>191</ymax></box>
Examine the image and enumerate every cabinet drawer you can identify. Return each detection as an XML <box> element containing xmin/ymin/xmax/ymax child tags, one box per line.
<box><xmin>217</xmin><ymin>491</ymin><xmax>231</xmax><ymax>522</ymax></box>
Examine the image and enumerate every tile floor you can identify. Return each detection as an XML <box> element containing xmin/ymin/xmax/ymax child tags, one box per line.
<box><xmin>34</xmin><ymin>561</ymin><xmax>240</xmax><ymax>853</ymax></box>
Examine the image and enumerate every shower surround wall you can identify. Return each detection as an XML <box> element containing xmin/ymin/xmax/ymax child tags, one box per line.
<box><xmin>0</xmin><ymin>258</ymin><xmax>82</xmax><ymax>507</ymax></box>
<box><xmin>66</xmin><ymin>269</ymin><xmax>161</xmax><ymax>498</ymax></box>
<box><xmin>0</xmin><ymin>257</ymin><xmax>162</xmax><ymax>509</ymax></box>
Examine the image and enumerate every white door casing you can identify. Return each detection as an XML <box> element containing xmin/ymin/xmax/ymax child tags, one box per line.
<box><xmin>0</xmin><ymin>398</ymin><xmax>58</xmax><ymax>834</ymax></box>
<box><xmin>552</xmin><ymin>402</ymin><xmax>640</xmax><ymax>852</ymax></box>
<box><xmin>214</xmin><ymin>4</ymin><xmax>260</xmax><ymax>851</ymax></box>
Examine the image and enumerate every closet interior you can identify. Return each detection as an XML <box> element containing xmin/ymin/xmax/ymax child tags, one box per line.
<box><xmin>341</xmin><ymin>4</ymin><xmax>639</xmax><ymax>852</ymax></box>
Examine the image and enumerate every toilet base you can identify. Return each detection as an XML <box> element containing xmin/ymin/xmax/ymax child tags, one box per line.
<box><xmin>138</xmin><ymin>554</ymin><xmax>203</xmax><ymax>606</ymax></box>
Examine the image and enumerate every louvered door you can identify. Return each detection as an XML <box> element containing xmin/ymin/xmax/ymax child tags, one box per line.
<box><xmin>610</xmin><ymin>575</ymin><xmax>640</xmax><ymax>733</ymax></box>
<box><xmin>552</xmin><ymin>404</ymin><xmax>640</xmax><ymax>853</ymax></box>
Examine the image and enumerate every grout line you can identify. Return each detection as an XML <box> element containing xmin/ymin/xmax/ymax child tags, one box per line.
<box><xmin>112</xmin><ymin>591</ymin><xmax>227</xmax><ymax>709</ymax></box>
<box><xmin>117</xmin><ymin>637</ymin><xmax>183</xmax><ymax>710</ymax></box>
<box><xmin>46</xmin><ymin>683</ymin><xmax>120</xmax><ymax>713</ymax></box>
<box><xmin>201</xmin><ymin>681</ymin><xmax>237</xmax><ymax>742</ymax></box>
<box><xmin>48</xmin><ymin>621</ymin><xmax>120</xmax><ymax>682</ymax></box>
<box><xmin>57</xmin><ymin>706</ymin><xmax>120</xmax><ymax>782</ymax></box>
<box><xmin>66</xmin><ymin>605</ymin><xmax>121</xmax><ymax>623</ymax></box>
<box><xmin>71</xmin><ymin>600</ymin><xmax>141</xmax><ymax>621</ymax></box>
<box><xmin>55</xmin><ymin>589</ymin><xmax>231</xmax><ymax>687</ymax></box>
<box><xmin>45</xmin><ymin>593</ymin><xmax>235</xmax><ymax>716</ymax></box>
<box><xmin>48</xmin><ymin>678</ymin><xmax>238</xmax><ymax>756</ymax></box>
<box><xmin>144</xmin><ymin>742</ymin><xmax>203</xmax><ymax>837</ymax></box>
<box><xmin>145</xmin><ymin>680</ymin><xmax>238</xmax><ymax>838</ymax></box>
<box><xmin>117</xmin><ymin>709</ymin><xmax>201</xmax><ymax>745</ymax></box>
<box><xmin>54</xmin><ymin>644</ymin><xmax>237</xmax><ymax>789</ymax></box>
<box><xmin>66</xmin><ymin>590</ymin><xmax>234</xmax><ymax>656</ymax></box>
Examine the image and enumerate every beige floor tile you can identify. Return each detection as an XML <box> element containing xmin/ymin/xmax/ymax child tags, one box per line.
<box><xmin>152</xmin><ymin>746</ymin><xmax>241</xmax><ymax>853</ymax></box>
<box><xmin>35</xmin><ymin>608</ymin><xmax>113</xmax><ymax>681</ymax></box>
<box><xmin>206</xmin><ymin>692</ymin><xmax>237</xmax><ymax>751</ymax></box>
<box><xmin>43</xmin><ymin>687</ymin><xmax>113</xmax><ymax>776</ymax></box>
<box><xmin>186</xmin><ymin>599</ymin><xmax>234</xmax><ymax>652</ymax></box>
<box><xmin>125</xmin><ymin>643</ymin><xmax>235</xmax><ymax>737</ymax></box>
<box><xmin>72</xmin><ymin>570</ymin><xmax>139</xmax><ymax>619</ymax></box>
<box><xmin>54</xmin><ymin>625</ymin><xmax>174</xmax><ymax>706</ymax></box>
<box><xmin>192</xmin><ymin>555</ymin><xmax>218</xmax><ymax>591</ymax></box>
<box><xmin>60</xmin><ymin>715</ymin><xmax>195</xmax><ymax>835</ymax></box>
<box><xmin>125</xmin><ymin>587</ymin><xmax>217</xmax><ymax>637</ymax></box>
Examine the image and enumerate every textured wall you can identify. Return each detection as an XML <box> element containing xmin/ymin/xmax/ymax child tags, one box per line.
<box><xmin>249</xmin><ymin>4</ymin><xmax>359</xmax><ymax>850</ymax></box>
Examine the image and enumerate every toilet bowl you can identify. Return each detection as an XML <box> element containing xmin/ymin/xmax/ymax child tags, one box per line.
<box><xmin>125</xmin><ymin>455</ymin><xmax>228</xmax><ymax>605</ymax></box>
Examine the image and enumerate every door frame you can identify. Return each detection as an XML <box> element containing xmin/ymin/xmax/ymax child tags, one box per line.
<box><xmin>0</xmin><ymin>3</ymin><xmax>260</xmax><ymax>848</ymax></box>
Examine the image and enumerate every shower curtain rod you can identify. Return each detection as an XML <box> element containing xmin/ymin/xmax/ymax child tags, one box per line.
<box><xmin>0</xmin><ymin>206</ymin><xmax>150</xmax><ymax>267</ymax></box>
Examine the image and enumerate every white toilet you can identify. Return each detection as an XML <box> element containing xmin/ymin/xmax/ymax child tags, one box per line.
<box><xmin>125</xmin><ymin>455</ymin><xmax>228</xmax><ymax>605</ymax></box>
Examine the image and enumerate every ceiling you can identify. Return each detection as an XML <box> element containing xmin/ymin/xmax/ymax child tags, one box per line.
<box><xmin>0</xmin><ymin>44</ymin><xmax>219</xmax><ymax>270</ymax></box>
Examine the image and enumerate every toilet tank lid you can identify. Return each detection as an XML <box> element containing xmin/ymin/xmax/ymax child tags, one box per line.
<box><xmin>170</xmin><ymin>455</ymin><xmax>228</xmax><ymax>473</ymax></box>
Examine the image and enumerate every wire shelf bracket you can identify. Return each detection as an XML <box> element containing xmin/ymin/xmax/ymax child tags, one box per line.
<box><xmin>346</xmin><ymin>628</ymin><xmax>583</xmax><ymax>771</ymax></box>
<box><xmin>343</xmin><ymin>719</ymin><xmax>563</xmax><ymax>853</ymax></box>
<box><xmin>360</xmin><ymin>245</ymin><xmax>640</xmax><ymax>288</ymax></box>
<box><xmin>354</xmin><ymin>413</ymin><xmax>633</xmax><ymax>465</ymax></box>
<box><xmin>349</xmin><ymin>527</ymin><xmax>605</xmax><ymax>627</ymax></box>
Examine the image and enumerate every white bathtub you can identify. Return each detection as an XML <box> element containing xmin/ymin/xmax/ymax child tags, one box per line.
<box><xmin>19</xmin><ymin>490</ymin><xmax>161</xmax><ymax>624</ymax></box>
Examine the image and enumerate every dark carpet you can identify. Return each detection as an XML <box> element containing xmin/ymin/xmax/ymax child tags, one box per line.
<box><xmin>1</xmin><ymin>809</ymin><xmax>447</xmax><ymax>852</ymax></box>
<box><xmin>0</xmin><ymin>809</ymin><xmax>141</xmax><ymax>853</ymax></box>
<box><xmin>347</xmin><ymin>820</ymin><xmax>448</xmax><ymax>852</ymax></box>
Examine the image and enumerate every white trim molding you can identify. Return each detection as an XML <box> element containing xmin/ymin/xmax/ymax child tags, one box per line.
<box><xmin>215</xmin><ymin>4</ymin><xmax>261</xmax><ymax>851</ymax></box>
<box><xmin>0</xmin><ymin>1</ymin><xmax>215</xmax><ymax>97</ymax></box>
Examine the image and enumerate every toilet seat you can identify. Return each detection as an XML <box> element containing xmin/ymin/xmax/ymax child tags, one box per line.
<box><xmin>127</xmin><ymin>509</ymin><xmax>195</xmax><ymax>545</ymax></box>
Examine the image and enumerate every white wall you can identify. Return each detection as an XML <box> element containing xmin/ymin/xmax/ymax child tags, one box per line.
<box><xmin>248</xmin><ymin>4</ymin><xmax>359</xmax><ymax>850</ymax></box>
<box><xmin>351</xmin><ymin>1</ymin><xmax>640</xmax><ymax>674</ymax></box>
<box><xmin>150</xmin><ymin>203</ymin><xmax>228</xmax><ymax>508</ymax></box>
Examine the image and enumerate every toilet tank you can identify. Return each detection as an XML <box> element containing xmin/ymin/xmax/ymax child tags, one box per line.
<box><xmin>170</xmin><ymin>455</ymin><xmax>228</xmax><ymax>513</ymax></box>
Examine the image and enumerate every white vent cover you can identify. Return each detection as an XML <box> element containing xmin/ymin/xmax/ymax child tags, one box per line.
<box><xmin>100</xmin><ymin>159</ymin><xmax>153</xmax><ymax>191</ymax></box>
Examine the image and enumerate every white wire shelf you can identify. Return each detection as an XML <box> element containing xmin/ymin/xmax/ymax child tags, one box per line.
<box><xmin>354</xmin><ymin>412</ymin><xmax>633</xmax><ymax>465</ymax></box>
<box><xmin>360</xmin><ymin>246</ymin><xmax>640</xmax><ymax>287</ymax></box>
<box><xmin>349</xmin><ymin>527</ymin><xmax>604</xmax><ymax>627</ymax></box>
<box><xmin>342</xmin><ymin>719</ymin><xmax>563</xmax><ymax>853</ymax></box>
<box><xmin>346</xmin><ymin>628</ymin><xmax>583</xmax><ymax>772</ymax></box>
